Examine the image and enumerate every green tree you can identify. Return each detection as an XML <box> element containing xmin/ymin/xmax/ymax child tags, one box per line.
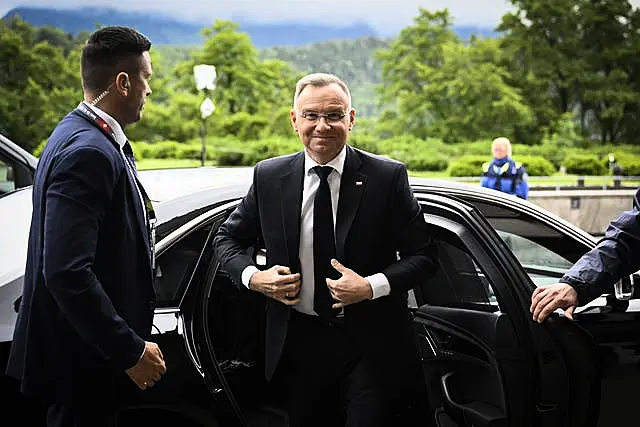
<box><xmin>0</xmin><ymin>17</ymin><xmax>82</xmax><ymax>152</ymax></box>
<box><xmin>499</xmin><ymin>0</ymin><xmax>640</xmax><ymax>144</ymax></box>
<box><xmin>377</xmin><ymin>9</ymin><xmax>531</xmax><ymax>141</ymax></box>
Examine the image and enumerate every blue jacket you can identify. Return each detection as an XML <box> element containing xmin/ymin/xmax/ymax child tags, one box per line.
<box><xmin>6</xmin><ymin>108</ymin><xmax>155</xmax><ymax>405</ymax></box>
<box><xmin>560</xmin><ymin>188</ymin><xmax>640</xmax><ymax>304</ymax></box>
<box><xmin>481</xmin><ymin>157</ymin><xmax>529</xmax><ymax>199</ymax></box>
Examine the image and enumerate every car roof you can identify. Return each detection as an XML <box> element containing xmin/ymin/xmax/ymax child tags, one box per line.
<box><xmin>0</xmin><ymin>133</ymin><xmax>39</xmax><ymax>171</ymax></box>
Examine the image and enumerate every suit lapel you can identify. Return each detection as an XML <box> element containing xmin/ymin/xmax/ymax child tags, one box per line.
<box><xmin>72</xmin><ymin>109</ymin><xmax>151</xmax><ymax>262</ymax></box>
<box><xmin>280</xmin><ymin>153</ymin><xmax>305</xmax><ymax>273</ymax></box>
<box><xmin>336</xmin><ymin>146</ymin><xmax>367</xmax><ymax>260</ymax></box>
<box><xmin>124</xmin><ymin>166</ymin><xmax>151</xmax><ymax>260</ymax></box>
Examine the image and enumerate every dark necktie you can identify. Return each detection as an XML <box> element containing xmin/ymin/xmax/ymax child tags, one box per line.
<box><xmin>123</xmin><ymin>140</ymin><xmax>137</xmax><ymax>171</ymax></box>
<box><xmin>313</xmin><ymin>166</ymin><xmax>340</xmax><ymax>319</ymax></box>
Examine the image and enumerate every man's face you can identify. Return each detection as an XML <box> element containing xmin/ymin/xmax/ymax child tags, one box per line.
<box><xmin>124</xmin><ymin>51</ymin><xmax>152</xmax><ymax>125</ymax></box>
<box><xmin>290</xmin><ymin>83</ymin><xmax>355</xmax><ymax>164</ymax></box>
<box><xmin>492</xmin><ymin>142</ymin><xmax>508</xmax><ymax>159</ymax></box>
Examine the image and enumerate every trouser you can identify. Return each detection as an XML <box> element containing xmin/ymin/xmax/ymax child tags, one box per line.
<box><xmin>273</xmin><ymin>310</ymin><xmax>429</xmax><ymax>427</ymax></box>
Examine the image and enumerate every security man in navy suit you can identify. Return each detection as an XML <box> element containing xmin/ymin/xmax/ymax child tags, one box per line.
<box><xmin>6</xmin><ymin>26</ymin><xmax>166</xmax><ymax>427</ymax></box>
<box><xmin>214</xmin><ymin>73</ymin><xmax>438</xmax><ymax>427</ymax></box>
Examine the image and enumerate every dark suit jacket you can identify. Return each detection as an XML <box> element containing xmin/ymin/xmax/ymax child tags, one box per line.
<box><xmin>6</xmin><ymin>109</ymin><xmax>156</xmax><ymax>405</ymax></box>
<box><xmin>214</xmin><ymin>146</ymin><xmax>438</xmax><ymax>380</ymax></box>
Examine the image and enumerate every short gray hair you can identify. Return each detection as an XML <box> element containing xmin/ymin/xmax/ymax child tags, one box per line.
<box><xmin>293</xmin><ymin>73</ymin><xmax>352</xmax><ymax>110</ymax></box>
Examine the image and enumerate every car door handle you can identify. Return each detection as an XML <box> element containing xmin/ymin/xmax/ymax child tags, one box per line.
<box><xmin>440</xmin><ymin>372</ymin><xmax>507</xmax><ymax>427</ymax></box>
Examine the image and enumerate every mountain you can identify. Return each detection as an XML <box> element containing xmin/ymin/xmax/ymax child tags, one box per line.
<box><xmin>2</xmin><ymin>6</ymin><xmax>377</xmax><ymax>47</ymax></box>
<box><xmin>2</xmin><ymin>6</ymin><xmax>496</xmax><ymax>47</ymax></box>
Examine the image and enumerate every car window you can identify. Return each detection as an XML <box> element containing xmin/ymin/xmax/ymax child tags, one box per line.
<box><xmin>0</xmin><ymin>158</ymin><xmax>16</xmax><ymax>195</ymax></box>
<box><xmin>471</xmin><ymin>201</ymin><xmax>590</xmax><ymax>287</ymax></box>
<box><xmin>154</xmin><ymin>222</ymin><xmax>213</xmax><ymax>307</ymax></box>
<box><xmin>416</xmin><ymin>232</ymin><xmax>500</xmax><ymax>312</ymax></box>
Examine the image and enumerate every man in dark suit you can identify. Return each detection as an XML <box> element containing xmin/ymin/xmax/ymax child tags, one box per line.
<box><xmin>6</xmin><ymin>26</ymin><xmax>166</xmax><ymax>427</ymax></box>
<box><xmin>213</xmin><ymin>73</ymin><xmax>438</xmax><ymax>426</ymax></box>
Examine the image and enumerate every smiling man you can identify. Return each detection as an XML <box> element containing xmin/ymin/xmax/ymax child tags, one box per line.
<box><xmin>213</xmin><ymin>73</ymin><xmax>439</xmax><ymax>426</ymax></box>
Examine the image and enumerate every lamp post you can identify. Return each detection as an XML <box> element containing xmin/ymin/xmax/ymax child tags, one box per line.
<box><xmin>193</xmin><ymin>64</ymin><xmax>216</xmax><ymax>167</ymax></box>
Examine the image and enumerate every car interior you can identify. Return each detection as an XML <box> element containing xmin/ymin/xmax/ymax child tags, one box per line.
<box><xmin>205</xmin><ymin>218</ymin><xmax>514</xmax><ymax>427</ymax></box>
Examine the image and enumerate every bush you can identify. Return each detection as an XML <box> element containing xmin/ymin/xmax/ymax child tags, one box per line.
<box><xmin>405</xmin><ymin>156</ymin><xmax>449</xmax><ymax>172</ymax></box>
<box><xmin>563</xmin><ymin>154</ymin><xmax>607</xmax><ymax>175</ymax></box>
<box><xmin>175</xmin><ymin>144</ymin><xmax>202</xmax><ymax>160</ymax></box>
<box><xmin>221</xmin><ymin>113</ymin><xmax>270</xmax><ymax>141</ymax></box>
<box><xmin>610</xmin><ymin>153</ymin><xmax>640</xmax><ymax>176</ymax></box>
<box><xmin>349</xmin><ymin>134</ymin><xmax>380</xmax><ymax>153</ymax></box>
<box><xmin>216</xmin><ymin>148</ymin><xmax>251</xmax><ymax>166</ymax></box>
<box><xmin>620</xmin><ymin>160</ymin><xmax>640</xmax><ymax>176</ymax></box>
<box><xmin>514</xmin><ymin>155</ymin><xmax>556</xmax><ymax>176</ymax></box>
<box><xmin>150</xmin><ymin>141</ymin><xmax>181</xmax><ymax>159</ymax></box>
<box><xmin>448</xmin><ymin>155</ymin><xmax>488</xmax><ymax>177</ymax></box>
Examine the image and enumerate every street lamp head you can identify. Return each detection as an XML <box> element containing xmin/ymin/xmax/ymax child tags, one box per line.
<box><xmin>194</xmin><ymin>64</ymin><xmax>216</xmax><ymax>91</ymax></box>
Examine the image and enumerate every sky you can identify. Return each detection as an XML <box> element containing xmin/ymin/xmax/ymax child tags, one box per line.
<box><xmin>0</xmin><ymin>0</ymin><xmax>519</xmax><ymax>35</ymax></box>
<box><xmin>2</xmin><ymin>1</ymin><xmax>639</xmax><ymax>35</ymax></box>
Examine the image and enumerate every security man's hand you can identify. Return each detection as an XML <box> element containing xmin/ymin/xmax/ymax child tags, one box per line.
<box><xmin>326</xmin><ymin>259</ymin><xmax>373</xmax><ymax>309</ymax></box>
<box><xmin>530</xmin><ymin>283</ymin><xmax>578</xmax><ymax>323</ymax></box>
<box><xmin>249</xmin><ymin>265</ymin><xmax>301</xmax><ymax>305</ymax></box>
<box><xmin>126</xmin><ymin>341</ymin><xmax>166</xmax><ymax>390</ymax></box>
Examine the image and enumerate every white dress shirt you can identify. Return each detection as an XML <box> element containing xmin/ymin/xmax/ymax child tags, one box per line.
<box><xmin>241</xmin><ymin>146</ymin><xmax>391</xmax><ymax>316</ymax></box>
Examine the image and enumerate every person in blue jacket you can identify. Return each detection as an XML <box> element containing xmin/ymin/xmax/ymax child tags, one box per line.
<box><xmin>481</xmin><ymin>137</ymin><xmax>529</xmax><ymax>199</ymax></box>
<box><xmin>531</xmin><ymin>187</ymin><xmax>640</xmax><ymax>322</ymax></box>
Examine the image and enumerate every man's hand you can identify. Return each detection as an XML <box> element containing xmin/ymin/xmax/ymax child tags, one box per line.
<box><xmin>126</xmin><ymin>341</ymin><xmax>166</xmax><ymax>390</ymax></box>
<box><xmin>249</xmin><ymin>265</ymin><xmax>301</xmax><ymax>305</ymax></box>
<box><xmin>530</xmin><ymin>283</ymin><xmax>578</xmax><ymax>323</ymax></box>
<box><xmin>326</xmin><ymin>259</ymin><xmax>373</xmax><ymax>309</ymax></box>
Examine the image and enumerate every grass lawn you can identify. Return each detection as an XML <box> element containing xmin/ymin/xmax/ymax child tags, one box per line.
<box><xmin>137</xmin><ymin>158</ymin><xmax>201</xmax><ymax>170</ymax></box>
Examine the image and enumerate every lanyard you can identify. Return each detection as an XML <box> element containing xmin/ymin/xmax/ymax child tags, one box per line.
<box><xmin>76</xmin><ymin>103</ymin><xmax>157</xmax><ymax>269</ymax></box>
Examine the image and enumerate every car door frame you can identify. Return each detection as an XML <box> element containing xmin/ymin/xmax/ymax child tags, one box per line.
<box><xmin>413</xmin><ymin>191</ymin><xmax>597</xmax><ymax>426</ymax></box>
<box><xmin>146</xmin><ymin>199</ymin><xmax>246</xmax><ymax>426</ymax></box>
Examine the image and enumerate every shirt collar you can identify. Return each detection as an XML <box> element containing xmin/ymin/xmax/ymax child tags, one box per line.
<box><xmin>79</xmin><ymin>102</ymin><xmax>128</xmax><ymax>148</ymax></box>
<box><xmin>304</xmin><ymin>145</ymin><xmax>347</xmax><ymax>177</ymax></box>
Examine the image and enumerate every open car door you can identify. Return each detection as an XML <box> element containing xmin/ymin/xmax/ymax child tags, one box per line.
<box><xmin>410</xmin><ymin>192</ymin><xmax>598</xmax><ymax>427</ymax></box>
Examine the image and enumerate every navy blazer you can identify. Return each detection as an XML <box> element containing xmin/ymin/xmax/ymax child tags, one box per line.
<box><xmin>6</xmin><ymin>109</ymin><xmax>156</xmax><ymax>405</ymax></box>
<box><xmin>561</xmin><ymin>187</ymin><xmax>640</xmax><ymax>304</ymax></box>
<box><xmin>214</xmin><ymin>146</ymin><xmax>438</xmax><ymax>381</ymax></box>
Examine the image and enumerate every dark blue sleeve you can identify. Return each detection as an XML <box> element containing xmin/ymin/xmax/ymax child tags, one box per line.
<box><xmin>212</xmin><ymin>163</ymin><xmax>262</xmax><ymax>287</ymax></box>
<box><xmin>515</xmin><ymin>166</ymin><xmax>529</xmax><ymax>199</ymax></box>
<box><xmin>480</xmin><ymin>176</ymin><xmax>491</xmax><ymax>189</ymax></box>
<box><xmin>560</xmin><ymin>188</ymin><xmax>640</xmax><ymax>305</ymax></box>
<box><xmin>43</xmin><ymin>144</ymin><xmax>145</xmax><ymax>370</ymax></box>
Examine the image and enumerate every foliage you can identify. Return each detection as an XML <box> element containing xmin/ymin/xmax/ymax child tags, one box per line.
<box><xmin>261</xmin><ymin>36</ymin><xmax>391</xmax><ymax>117</ymax></box>
<box><xmin>514</xmin><ymin>155</ymin><xmax>556</xmax><ymax>176</ymax></box>
<box><xmin>6</xmin><ymin>5</ymin><xmax>640</xmax><ymax>166</ymax></box>
<box><xmin>498</xmin><ymin>0</ymin><xmax>640</xmax><ymax>144</ymax></box>
<box><xmin>448</xmin><ymin>155</ymin><xmax>489</xmax><ymax>177</ymax></box>
<box><xmin>376</xmin><ymin>9</ymin><xmax>532</xmax><ymax>142</ymax></box>
<box><xmin>0</xmin><ymin>16</ymin><xmax>82</xmax><ymax>152</ymax></box>
<box><xmin>563</xmin><ymin>154</ymin><xmax>608</xmax><ymax>176</ymax></box>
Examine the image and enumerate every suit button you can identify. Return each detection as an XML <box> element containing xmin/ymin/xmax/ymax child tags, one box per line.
<box><xmin>148</xmin><ymin>300</ymin><xmax>156</xmax><ymax>310</ymax></box>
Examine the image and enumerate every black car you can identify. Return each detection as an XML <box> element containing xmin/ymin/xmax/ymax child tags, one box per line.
<box><xmin>0</xmin><ymin>133</ymin><xmax>37</xmax><ymax>197</ymax></box>
<box><xmin>1</xmin><ymin>167</ymin><xmax>638</xmax><ymax>427</ymax></box>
